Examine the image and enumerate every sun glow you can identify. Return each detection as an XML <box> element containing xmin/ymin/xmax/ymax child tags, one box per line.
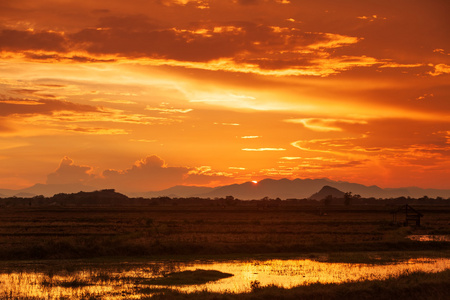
<box><xmin>0</xmin><ymin>0</ymin><xmax>448</xmax><ymax>191</ymax></box>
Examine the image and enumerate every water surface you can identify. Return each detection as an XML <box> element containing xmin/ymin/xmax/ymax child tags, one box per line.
<box><xmin>1</xmin><ymin>257</ymin><xmax>449</xmax><ymax>299</ymax></box>
<box><xmin>407</xmin><ymin>235</ymin><xmax>450</xmax><ymax>242</ymax></box>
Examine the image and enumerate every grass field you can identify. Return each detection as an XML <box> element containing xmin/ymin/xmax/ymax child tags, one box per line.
<box><xmin>0</xmin><ymin>202</ymin><xmax>448</xmax><ymax>260</ymax></box>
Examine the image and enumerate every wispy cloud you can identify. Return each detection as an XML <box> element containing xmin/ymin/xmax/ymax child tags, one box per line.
<box><xmin>145</xmin><ymin>106</ymin><xmax>193</xmax><ymax>114</ymax></box>
<box><xmin>242</xmin><ymin>148</ymin><xmax>286</xmax><ymax>151</ymax></box>
<box><xmin>241</xmin><ymin>135</ymin><xmax>260</xmax><ymax>139</ymax></box>
<box><xmin>215</xmin><ymin>122</ymin><xmax>240</xmax><ymax>126</ymax></box>
<box><xmin>91</xmin><ymin>99</ymin><xmax>137</xmax><ymax>104</ymax></box>
<box><xmin>285</xmin><ymin>118</ymin><xmax>367</xmax><ymax>132</ymax></box>
<box><xmin>64</xmin><ymin>126</ymin><xmax>128</xmax><ymax>135</ymax></box>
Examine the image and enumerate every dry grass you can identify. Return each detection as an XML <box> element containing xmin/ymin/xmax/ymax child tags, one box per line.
<box><xmin>0</xmin><ymin>204</ymin><xmax>448</xmax><ymax>260</ymax></box>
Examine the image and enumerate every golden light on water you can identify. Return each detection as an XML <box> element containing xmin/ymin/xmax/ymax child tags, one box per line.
<box><xmin>1</xmin><ymin>258</ymin><xmax>449</xmax><ymax>299</ymax></box>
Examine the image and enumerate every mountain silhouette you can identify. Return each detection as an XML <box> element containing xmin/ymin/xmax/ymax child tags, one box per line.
<box><xmin>130</xmin><ymin>185</ymin><xmax>215</xmax><ymax>198</ymax></box>
<box><xmin>0</xmin><ymin>183</ymin><xmax>96</xmax><ymax>197</ymax></box>
<box><xmin>1</xmin><ymin>178</ymin><xmax>449</xmax><ymax>199</ymax></box>
<box><xmin>195</xmin><ymin>178</ymin><xmax>375</xmax><ymax>199</ymax></box>
<box><xmin>309</xmin><ymin>186</ymin><xmax>345</xmax><ymax>200</ymax></box>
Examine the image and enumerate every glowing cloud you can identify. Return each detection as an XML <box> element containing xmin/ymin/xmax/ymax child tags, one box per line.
<box><xmin>242</xmin><ymin>148</ymin><xmax>286</xmax><ymax>151</ymax></box>
<box><xmin>145</xmin><ymin>106</ymin><xmax>193</xmax><ymax>114</ymax></box>
<box><xmin>285</xmin><ymin>118</ymin><xmax>368</xmax><ymax>132</ymax></box>
<box><xmin>46</xmin><ymin>157</ymin><xmax>94</xmax><ymax>185</ymax></box>
<box><xmin>241</xmin><ymin>136</ymin><xmax>260</xmax><ymax>139</ymax></box>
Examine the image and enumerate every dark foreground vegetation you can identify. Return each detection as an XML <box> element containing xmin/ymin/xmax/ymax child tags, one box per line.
<box><xmin>141</xmin><ymin>270</ymin><xmax>450</xmax><ymax>300</ymax></box>
<box><xmin>0</xmin><ymin>190</ymin><xmax>449</xmax><ymax>260</ymax></box>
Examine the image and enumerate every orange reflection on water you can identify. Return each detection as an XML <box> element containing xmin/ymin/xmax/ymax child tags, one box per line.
<box><xmin>0</xmin><ymin>270</ymin><xmax>138</xmax><ymax>300</ymax></box>
<box><xmin>0</xmin><ymin>258</ymin><xmax>449</xmax><ymax>299</ymax></box>
<box><xmin>407</xmin><ymin>235</ymin><xmax>450</xmax><ymax>242</ymax></box>
<box><xmin>179</xmin><ymin>258</ymin><xmax>450</xmax><ymax>293</ymax></box>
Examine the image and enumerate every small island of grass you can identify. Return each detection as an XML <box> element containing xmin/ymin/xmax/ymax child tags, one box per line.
<box><xmin>143</xmin><ymin>269</ymin><xmax>233</xmax><ymax>286</ymax></box>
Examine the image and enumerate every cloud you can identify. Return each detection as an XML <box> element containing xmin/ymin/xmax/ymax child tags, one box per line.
<box><xmin>0</xmin><ymin>29</ymin><xmax>67</xmax><ymax>52</ymax></box>
<box><xmin>102</xmin><ymin>155</ymin><xmax>189</xmax><ymax>191</ymax></box>
<box><xmin>215</xmin><ymin>122</ymin><xmax>240</xmax><ymax>126</ymax></box>
<box><xmin>42</xmin><ymin>155</ymin><xmax>236</xmax><ymax>192</ymax></box>
<box><xmin>236</xmin><ymin>0</ymin><xmax>260</xmax><ymax>5</ymax></box>
<box><xmin>428</xmin><ymin>64</ymin><xmax>450</xmax><ymax>76</ymax></box>
<box><xmin>0</xmin><ymin>15</ymin><xmax>373</xmax><ymax>76</ymax></box>
<box><xmin>91</xmin><ymin>99</ymin><xmax>137</xmax><ymax>104</ymax></box>
<box><xmin>290</xmin><ymin>120</ymin><xmax>450</xmax><ymax>169</ymax></box>
<box><xmin>145</xmin><ymin>106</ymin><xmax>193</xmax><ymax>114</ymax></box>
<box><xmin>47</xmin><ymin>157</ymin><xmax>94</xmax><ymax>185</ymax></box>
<box><xmin>26</xmin><ymin>109</ymin><xmax>172</xmax><ymax>126</ymax></box>
<box><xmin>184</xmin><ymin>166</ymin><xmax>234</xmax><ymax>185</ymax></box>
<box><xmin>242</xmin><ymin>148</ymin><xmax>286</xmax><ymax>151</ymax></box>
<box><xmin>100</xmin><ymin>155</ymin><xmax>232</xmax><ymax>191</ymax></box>
<box><xmin>0</xmin><ymin>97</ymin><xmax>99</xmax><ymax>116</ymax></box>
<box><xmin>285</xmin><ymin>118</ymin><xmax>368</xmax><ymax>132</ymax></box>
<box><xmin>64</xmin><ymin>126</ymin><xmax>128</xmax><ymax>135</ymax></box>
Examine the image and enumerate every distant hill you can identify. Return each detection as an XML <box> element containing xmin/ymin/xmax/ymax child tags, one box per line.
<box><xmin>13</xmin><ymin>192</ymin><xmax>37</xmax><ymax>198</ymax></box>
<box><xmin>22</xmin><ymin>183</ymin><xmax>98</xmax><ymax>197</ymax></box>
<box><xmin>130</xmin><ymin>185</ymin><xmax>215</xmax><ymax>198</ymax></box>
<box><xmin>196</xmin><ymin>178</ymin><xmax>378</xmax><ymax>200</ymax></box>
<box><xmin>0</xmin><ymin>189</ymin><xmax>15</xmax><ymax>197</ymax></box>
<box><xmin>1</xmin><ymin>178</ymin><xmax>449</xmax><ymax>199</ymax></box>
<box><xmin>0</xmin><ymin>183</ymin><xmax>97</xmax><ymax>198</ymax></box>
<box><xmin>309</xmin><ymin>186</ymin><xmax>345</xmax><ymax>200</ymax></box>
<box><xmin>196</xmin><ymin>178</ymin><xmax>450</xmax><ymax>200</ymax></box>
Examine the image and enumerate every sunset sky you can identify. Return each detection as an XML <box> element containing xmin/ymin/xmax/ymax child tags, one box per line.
<box><xmin>1</xmin><ymin>0</ymin><xmax>449</xmax><ymax>192</ymax></box>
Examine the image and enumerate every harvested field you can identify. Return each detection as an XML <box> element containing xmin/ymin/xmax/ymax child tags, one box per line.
<box><xmin>0</xmin><ymin>203</ymin><xmax>448</xmax><ymax>260</ymax></box>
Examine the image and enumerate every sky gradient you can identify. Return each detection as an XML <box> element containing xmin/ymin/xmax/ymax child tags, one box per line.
<box><xmin>1</xmin><ymin>0</ymin><xmax>449</xmax><ymax>192</ymax></box>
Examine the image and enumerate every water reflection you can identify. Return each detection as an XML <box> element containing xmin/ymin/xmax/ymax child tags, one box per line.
<box><xmin>1</xmin><ymin>257</ymin><xmax>449</xmax><ymax>299</ymax></box>
<box><xmin>407</xmin><ymin>235</ymin><xmax>450</xmax><ymax>242</ymax></box>
<box><xmin>180</xmin><ymin>258</ymin><xmax>450</xmax><ymax>293</ymax></box>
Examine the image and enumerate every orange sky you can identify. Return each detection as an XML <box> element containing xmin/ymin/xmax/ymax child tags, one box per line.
<box><xmin>0</xmin><ymin>0</ymin><xmax>449</xmax><ymax>192</ymax></box>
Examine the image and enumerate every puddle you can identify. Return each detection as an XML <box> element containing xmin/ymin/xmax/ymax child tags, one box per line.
<box><xmin>1</xmin><ymin>257</ymin><xmax>449</xmax><ymax>299</ymax></box>
<box><xmin>407</xmin><ymin>235</ymin><xmax>450</xmax><ymax>242</ymax></box>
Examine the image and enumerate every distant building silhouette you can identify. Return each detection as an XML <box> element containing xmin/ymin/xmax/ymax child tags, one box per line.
<box><xmin>391</xmin><ymin>204</ymin><xmax>423</xmax><ymax>226</ymax></box>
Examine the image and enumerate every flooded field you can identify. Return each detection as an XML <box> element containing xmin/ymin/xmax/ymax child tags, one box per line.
<box><xmin>1</xmin><ymin>257</ymin><xmax>449</xmax><ymax>299</ymax></box>
<box><xmin>407</xmin><ymin>235</ymin><xmax>450</xmax><ymax>242</ymax></box>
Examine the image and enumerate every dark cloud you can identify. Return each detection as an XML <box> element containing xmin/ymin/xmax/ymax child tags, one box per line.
<box><xmin>10</xmin><ymin>89</ymin><xmax>41</xmax><ymax>95</ymax></box>
<box><xmin>67</xmin><ymin>18</ymin><xmax>339</xmax><ymax>66</ymax></box>
<box><xmin>1</xmin><ymin>0</ymin><xmax>447</xmax><ymax>73</ymax></box>
<box><xmin>0</xmin><ymin>14</ymin><xmax>353</xmax><ymax>70</ymax></box>
<box><xmin>0</xmin><ymin>97</ymin><xmax>99</xmax><ymax>116</ymax></box>
<box><xmin>24</xmin><ymin>52</ymin><xmax>117</xmax><ymax>62</ymax></box>
<box><xmin>0</xmin><ymin>29</ymin><xmax>67</xmax><ymax>52</ymax></box>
